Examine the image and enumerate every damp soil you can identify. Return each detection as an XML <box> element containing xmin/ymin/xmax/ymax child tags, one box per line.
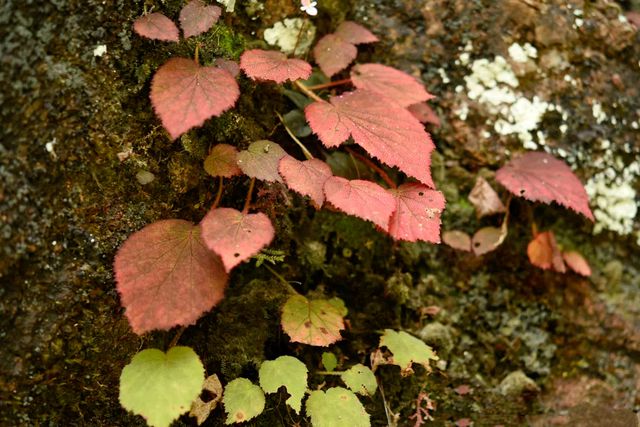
<box><xmin>1</xmin><ymin>0</ymin><xmax>639</xmax><ymax>426</ymax></box>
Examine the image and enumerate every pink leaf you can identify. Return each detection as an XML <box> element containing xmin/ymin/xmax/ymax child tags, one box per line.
<box><xmin>387</xmin><ymin>183</ymin><xmax>445</xmax><ymax>243</ymax></box>
<box><xmin>305</xmin><ymin>90</ymin><xmax>435</xmax><ymax>187</ymax></box>
<box><xmin>496</xmin><ymin>152</ymin><xmax>594</xmax><ymax>220</ymax></box>
<box><xmin>323</xmin><ymin>176</ymin><xmax>395</xmax><ymax>229</ymax></box>
<box><xmin>114</xmin><ymin>220</ymin><xmax>227</xmax><ymax>334</ymax></box>
<box><xmin>527</xmin><ymin>231</ymin><xmax>565</xmax><ymax>272</ymax></box>
<box><xmin>313</xmin><ymin>34</ymin><xmax>357</xmax><ymax>78</ymax></box>
<box><xmin>213</xmin><ymin>58</ymin><xmax>240</xmax><ymax>78</ymax></box>
<box><xmin>200</xmin><ymin>208</ymin><xmax>275</xmax><ymax>272</ymax></box>
<box><xmin>334</xmin><ymin>21</ymin><xmax>379</xmax><ymax>45</ymax></box>
<box><xmin>408</xmin><ymin>102</ymin><xmax>441</xmax><ymax>127</ymax></box>
<box><xmin>179</xmin><ymin>0</ymin><xmax>221</xmax><ymax>38</ymax></box>
<box><xmin>442</xmin><ymin>230</ymin><xmax>472</xmax><ymax>252</ymax></box>
<box><xmin>468</xmin><ymin>176</ymin><xmax>506</xmax><ymax>218</ymax></box>
<box><xmin>471</xmin><ymin>226</ymin><xmax>507</xmax><ymax>256</ymax></box>
<box><xmin>240</xmin><ymin>49</ymin><xmax>312</xmax><ymax>83</ymax></box>
<box><xmin>351</xmin><ymin>64</ymin><xmax>434</xmax><ymax>107</ymax></box>
<box><xmin>150</xmin><ymin>58</ymin><xmax>239</xmax><ymax>139</ymax></box>
<box><xmin>562</xmin><ymin>251</ymin><xmax>591</xmax><ymax>277</ymax></box>
<box><xmin>204</xmin><ymin>144</ymin><xmax>242</xmax><ymax>178</ymax></box>
<box><xmin>236</xmin><ymin>140</ymin><xmax>287</xmax><ymax>183</ymax></box>
<box><xmin>133</xmin><ymin>12</ymin><xmax>180</xmax><ymax>42</ymax></box>
<box><xmin>279</xmin><ymin>157</ymin><xmax>333</xmax><ymax>207</ymax></box>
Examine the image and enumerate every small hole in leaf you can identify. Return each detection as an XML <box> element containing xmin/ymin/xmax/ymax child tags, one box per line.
<box><xmin>474</xmin><ymin>242</ymin><xmax>480</xmax><ymax>247</ymax></box>
<box><xmin>234</xmin><ymin>253</ymin><xmax>240</xmax><ymax>257</ymax></box>
<box><xmin>520</xmin><ymin>189</ymin><xmax>526</xmax><ymax>195</ymax></box>
<box><xmin>418</xmin><ymin>191</ymin><xmax>424</xmax><ymax>196</ymax></box>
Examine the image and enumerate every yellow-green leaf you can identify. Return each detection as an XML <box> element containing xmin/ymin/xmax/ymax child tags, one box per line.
<box><xmin>306</xmin><ymin>387</ymin><xmax>370</xmax><ymax>427</ymax></box>
<box><xmin>259</xmin><ymin>356</ymin><xmax>308</xmax><ymax>413</ymax></box>
<box><xmin>379</xmin><ymin>329</ymin><xmax>438</xmax><ymax>375</ymax></box>
<box><xmin>341</xmin><ymin>364</ymin><xmax>377</xmax><ymax>396</ymax></box>
<box><xmin>222</xmin><ymin>378</ymin><xmax>265</xmax><ymax>424</ymax></box>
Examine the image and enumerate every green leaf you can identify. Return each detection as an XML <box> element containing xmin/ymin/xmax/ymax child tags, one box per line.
<box><xmin>341</xmin><ymin>364</ymin><xmax>377</xmax><ymax>396</ymax></box>
<box><xmin>259</xmin><ymin>356</ymin><xmax>308</xmax><ymax>413</ymax></box>
<box><xmin>306</xmin><ymin>387</ymin><xmax>370</xmax><ymax>427</ymax></box>
<box><xmin>327</xmin><ymin>297</ymin><xmax>348</xmax><ymax>317</ymax></box>
<box><xmin>281</xmin><ymin>294</ymin><xmax>345</xmax><ymax>346</ymax></box>
<box><xmin>223</xmin><ymin>378</ymin><xmax>265</xmax><ymax>424</ymax></box>
<box><xmin>379</xmin><ymin>329</ymin><xmax>438</xmax><ymax>375</ymax></box>
<box><xmin>119</xmin><ymin>347</ymin><xmax>205</xmax><ymax>427</ymax></box>
<box><xmin>321</xmin><ymin>352</ymin><xmax>338</xmax><ymax>372</ymax></box>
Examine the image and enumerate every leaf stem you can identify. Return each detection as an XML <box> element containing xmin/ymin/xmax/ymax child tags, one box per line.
<box><xmin>194</xmin><ymin>43</ymin><xmax>200</xmax><ymax>65</ymax></box>
<box><xmin>212</xmin><ymin>176</ymin><xmax>224</xmax><ymax>209</ymax></box>
<box><xmin>275</xmin><ymin>111</ymin><xmax>314</xmax><ymax>160</ymax></box>
<box><xmin>168</xmin><ymin>326</ymin><xmax>187</xmax><ymax>348</ymax></box>
<box><xmin>263</xmin><ymin>264</ymin><xmax>299</xmax><ymax>295</ymax></box>
<box><xmin>315</xmin><ymin>371</ymin><xmax>342</xmax><ymax>376</ymax></box>
<box><xmin>294</xmin><ymin>80</ymin><xmax>324</xmax><ymax>103</ymax></box>
<box><xmin>292</xmin><ymin>19</ymin><xmax>306</xmax><ymax>58</ymax></box>
<box><xmin>345</xmin><ymin>147</ymin><xmax>397</xmax><ymax>189</ymax></box>
<box><xmin>305</xmin><ymin>78</ymin><xmax>352</xmax><ymax>91</ymax></box>
<box><xmin>242</xmin><ymin>177</ymin><xmax>256</xmax><ymax>214</ymax></box>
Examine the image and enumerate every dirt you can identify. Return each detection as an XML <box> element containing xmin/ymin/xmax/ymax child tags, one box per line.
<box><xmin>1</xmin><ymin>0</ymin><xmax>639</xmax><ymax>426</ymax></box>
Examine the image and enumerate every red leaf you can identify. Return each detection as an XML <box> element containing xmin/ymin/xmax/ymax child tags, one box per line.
<box><xmin>200</xmin><ymin>208</ymin><xmax>274</xmax><ymax>272</ymax></box>
<box><xmin>305</xmin><ymin>90</ymin><xmax>435</xmax><ymax>187</ymax></box>
<box><xmin>313</xmin><ymin>34</ymin><xmax>357</xmax><ymax>78</ymax></box>
<box><xmin>150</xmin><ymin>58</ymin><xmax>239</xmax><ymax>139</ymax></box>
<box><xmin>279</xmin><ymin>156</ymin><xmax>333</xmax><ymax>207</ymax></box>
<box><xmin>179</xmin><ymin>0</ymin><xmax>221</xmax><ymax>38</ymax></box>
<box><xmin>496</xmin><ymin>152</ymin><xmax>594</xmax><ymax>220</ymax></box>
<box><xmin>471</xmin><ymin>226</ymin><xmax>507</xmax><ymax>256</ymax></box>
<box><xmin>204</xmin><ymin>144</ymin><xmax>241</xmax><ymax>178</ymax></box>
<box><xmin>562</xmin><ymin>251</ymin><xmax>591</xmax><ymax>277</ymax></box>
<box><xmin>468</xmin><ymin>176</ymin><xmax>506</xmax><ymax>218</ymax></box>
<box><xmin>213</xmin><ymin>58</ymin><xmax>240</xmax><ymax>78</ymax></box>
<box><xmin>408</xmin><ymin>102</ymin><xmax>441</xmax><ymax>127</ymax></box>
<box><xmin>133</xmin><ymin>13</ymin><xmax>180</xmax><ymax>42</ymax></box>
<box><xmin>351</xmin><ymin>64</ymin><xmax>434</xmax><ymax>107</ymax></box>
<box><xmin>237</xmin><ymin>140</ymin><xmax>287</xmax><ymax>183</ymax></box>
<box><xmin>323</xmin><ymin>176</ymin><xmax>395</xmax><ymax>229</ymax></box>
<box><xmin>114</xmin><ymin>220</ymin><xmax>227</xmax><ymax>334</ymax></box>
<box><xmin>334</xmin><ymin>21</ymin><xmax>379</xmax><ymax>45</ymax></box>
<box><xmin>442</xmin><ymin>230</ymin><xmax>472</xmax><ymax>252</ymax></box>
<box><xmin>527</xmin><ymin>231</ymin><xmax>565</xmax><ymax>272</ymax></box>
<box><xmin>240</xmin><ymin>49</ymin><xmax>312</xmax><ymax>83</ymax></box>
<box><xmin>387</xmin><ymin>183</ymin><xmax>445</xmax><ymax>243</ymax></box>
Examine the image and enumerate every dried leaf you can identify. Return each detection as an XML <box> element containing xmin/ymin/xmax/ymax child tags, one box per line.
<box><xmin>334</xmin><ymin>21</ymin><xmax>379</xmax><ymax>45</ymax></box>
<box><xmin>351</xmin><ymin>64</ymin><xmax>434</xmax><ymax>107</ymax></box>
<box><xmin>407</xmin><ymin>102</ymin><xmax>441</xmax><ymax>127</ymax></box>
<box><xmin>179</xmin><ymin>0</ymin><xmax>221</xmax><ymax>38</ymax></box>
<box><xmin>150</xmin><ymin>58</ymin><xmax>239</xmax><ymax>139</ymax></box>
<box><xmin>279</xmin><ymin>157</ymin><xmax>333</xmax><ymax>207</ymax></box>
<box><xmin>387</xmin><ymin>183</ymin><xmax>445</xmax><ymax>243</ymax></box>
<box><xmin>114</xmin><ymin>220</ymin><xmax>227</xmax><ymax>334</ymax></box>
<box><xmin>442</xmin><ymin>230</ymin><xmax>472</xmax><ymax>252</ymax></box>
<box><xmin>323</xmin><ymin>176</ymin><xmax>396</xmax><ymax>230</ymax></box>
<box><xmin>496</xmin><ymin>152</ymin><xmax>594</xmax><ymax>220</ymax></box>
<box><xmin>468</xmin><ymin>176</ymin><xmax>506</xmax><ymax>218</ymax></box>
<box><xmin>204</xmin><ymin>144</ymin><xmax>241</xmax><ymax>178</ymax></box>
<box><xmin>240</xmin><ymin>49</ymin><xmax>312</xmax><ymax>83</ymax></box>
<box><xmin>133</xmin><ymin>13</ymin><xmax>180</xmax><ymax>42</ymax></box>
<box><xmin>471</xmin><ymin>226</ymin><xmax>507</xmax><ymax>256</ymax></box>
<box><xmin>236</xmin><ymin>140</ymin><xmax>287</xmax><ymax>183</ymax></box>
<box><xmin>200</xmin><ymin>207</ymin><xmax>275</xmax><ymax>272</ymax></box>
<box><xmin>562</xmin><ymin>251</ymin><xmax>592</xmax><ymax>277</ymax></box>
<box><xmin>305</xmin><ymin>90</ymin><xmax>435</xmax><ymax>187</ymax></box>
<box><xmin>527</xmin><ymin>231</ymin><xmax>565</xmax><ymax>272</ymax></box>
<box><xmin>281</xmin><ymin>294</ymin><xmax>345</xmax><ymax>346</ymax></box>
<box><xmin>190</xmin><ymin>374</ymin><xmax>223</xmax><ymax>425</ymax></box>
<box><xmin>313</xmin><ymin>34</ymin><xmax>357</xmax><ymax>78</ymax></box>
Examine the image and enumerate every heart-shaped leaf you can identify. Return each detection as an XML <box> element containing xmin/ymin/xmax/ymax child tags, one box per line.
<box><xmin>119</xmin><ymin>347</ymin><xmax>205</xmax><ymax>427</ymax></box>
<box><xmin>351</xmin><ymin>64</ymin><xmax>434</xmax><ymax>107</ymax></box>
<box><xmin>240</xmin><ymin>49</ymin><xmax>312</xmax><ymax>83</ymax></box>
<box><xmin>306</xmin><ymin>387</ymin><xmax>370</xmax><ymax>427</ymax></box>
<box><xmin>468</xmin><ymin>176</ymin><xmax>506</xmax><ymax>218</ymax></box>
<box><xmin>379</xmin><ymin>329</ymin><xmax>438</xmax><ymax>375</ymax></box>
<box><xmin>305</xmin><ymin>90</ymin><xmax>435</xmax><ymax>187</ymax></box>
<box><xmin>527</xmin><ymin>231</ymin><xmax>565</xmax><ymax>272</ymax></box>
<box><xmin>324</xmin><ymin>176</ymin><xmax>396</xmax><ymax>230</ymax></box>
<box><xmin>281</xmin><ymin>294</ymin><xmax>345</xmax><ymax>346</ymax></box>
<box><xmin>313</xmin><ymin>34</ymin><xmax>357</xmax><ymax>78</ymax></box>
<box><xmin>179</xmin><ymin>0</ymin><xmax>222</xmax><ymax>38</ymax></box>
<box><xmin>259</xmin><ymin>356</ymin><xmax>308</xmax><ymax>414</ymax></box>
<box><xmin>114</xmin><ymin>220</ymin><xmax>227</xmax><ymax>334</ymax></box>
<box><xmin>496</xmin><ymin>152</ymin><xmax>594</xmax><ymax>220</ymax></box>
<box><xmin>341</xmin><ymin>364</ymin><xmax>377</xmax><ymax>396</ymax></box>
<box><xmin>334</xmin><ymin>21</ymin><xmax>378</xmax><ymax>44</ymax></box>
<box><xmin>387</xmin><ymin>183</ymin><xmax>445</xmax><ymax>243</ymax></box>
<box><xmin>133</xmin><ymin>13</ymin><xmax>180</xmax><ymax>42</ymax></box>
<box><xmin>279</xmin><ymin>157</ymin><xmax>333</xmax><ymax>207</ymax></box>
<box><xmin>222</xmin><ymin>378</ymin><xmax>265</xmax><ymax>424</ymax></box>
<box><xmin>200</xmin><ymin>207</ymin><xmax>274</xmax><ymax>272</ymax></box>
<box><xmin>150</xmin><ymin>58</ymin><xmax>240</xmax><ymax>139</ymax></box>
<box><xmin>204</xmin><ymin>144</ymin><xmax>242</xmax><ymax>178</ymax></box>
<box><xmin>237</xmin><ymin>140</ymin><xmax>287</xmax><ymax>183</ymax></box>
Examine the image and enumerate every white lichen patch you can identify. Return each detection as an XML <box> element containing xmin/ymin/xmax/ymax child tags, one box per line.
<box><xmin>263</xmin><ymin>18</ymin><xmax>316</xmax><ymax>55</ymax></box>
<box><xmin>592</xmin><ymin>102</ymin><xmax>607</xmax><ymax>124</ymax></box>
<box><xmin>217</xmin><ymin>0</ymin><xmax>236</xmax><ymax>12</ymax></box>
<box><xmin>93</xmin><ymin>44</ymin><xmax>107</xmax><ymax>57</ymax></box>
<box><xmin>586</xmin><ymin>175</ymin><xmax>638</xmax><ymax>235</ymax></box>
<box><xmin>508</xmin><ymin>42</ymin><xmax>537</xmax><ymax>63</ymax></box>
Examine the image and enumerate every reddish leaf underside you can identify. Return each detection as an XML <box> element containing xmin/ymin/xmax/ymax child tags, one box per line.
<box><xmin>442</xmin><ymin>230</ymin><xmax>472</xmax><ymax>252</ymax></box>
<box><xmin>496</xmin><ymin>152</ymin><xmax>594</xmax><ymax>220</ymax></box>
<box><xmin>213</xmin><ymin>58</ymin><xmax>240</xmax><ymax>78</ymax></box>
<box><xmin>179</xmin><ymin>0</ymin><xmax>221</xmax><ymax>38</ymax></box>
<box><xmin>200</xmin><ymin>208</ymin><xmax>274</xmax><ymax>272</ymax></box>
<box><xmin>279</xmin><ymin>157</ymin><xmax>333</xmax><ymax>207</ymax></box>
<box><xmin>281</xmin><ymin>294</ymin><xmax>344</xmax><ymax>346</ymax></box>
<box><xmin>468</xmin><ymin>176</ymin><xmax>506</xmax><ymax>218</ymax></box>
<box><xmin>313</xmin><ymin>34</ymin><xmax>357</xmax><ymax>78</ymax></box>
<box><xmin>562</xmin><ymin>251</ymin><xmax>591</xmax><ymax>276</ymax></box>
<box><xmin>237</xmin><ymin>140</ymin><xmax>287</xmax><ymax>183</ymax></box>
<box><xmin>305</xmin><ymin>90</ymin><xmax>435</xmax><ymax>187</ymax></box>
<box><xmin>351</xmin><ymin>64</ymin><xmax>434</xmax><ymax>107</ymax></box>
<box><xmin>133</xmin><ymin>13</ymin><xmax>180</xmax><ymax>42</ymax></box>
<box><xmin>471</xmin><ymin>226</ymin><xmax>506</xmax><ymax>256</ymax></box>
<box><xmin>408</xmin><ymin>102</ymin><xmax>441</xmax><ymax>127</ymax></box>
<box><xmin>323</xmin><ymin>176</ymin><xmax>396</xmax><ymax>230</ymax></box>
<box><xmin>114</xmin><ymin>220</ymin><xmax>227</xmax><ymax>334</ymax></box>
<box><xmin>240</xmin><ymin>49</ymin><xmax>312</xmax><ymax>83</ymax></box>
<box><xmin>150</xmin><ymin>58</ymin><xmax>239</xmax><ymax>139</ymax></box>
<box><xmin>334</xmin><ymin>21</ymin><xmax>379</xmax><ymax>45</ymax></box>
<box><xmin>204</xmin><ymin>144</ymin><xmax>242</xmax><ymax>178</ymax></box>
<box><xmin>387</xmin><ymin>183</ymin><xmax>445</xmax><ymax>243</ymax></box>
<box><xmin>527</xmin><ymin>231</ymin><xmax>565</xmax><ymax>272</ymax></box>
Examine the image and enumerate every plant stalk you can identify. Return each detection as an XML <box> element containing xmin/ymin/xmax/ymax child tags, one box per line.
<box><xmin>345</xmin><ymin>147</ymin><xmax>397</xmax><ymax>189</ymax></box>
<box><xmin>242</xmin><ymin>178</ymin><xmax>256</xmax><ymax>214</ymax></box>
<box><xmin>276</xmin><ymin>111</ymin><xmax>314</xmax><ymax>160</ymax></box>
<box><xmin>294</xmin><ymin>80</ymin><xmax>324</xmax><ymax>103</ymax></box>
<box><xmin>305</xmin><ymin>78</ymin><xmax>352</xmax><ymax>91</ymax></box>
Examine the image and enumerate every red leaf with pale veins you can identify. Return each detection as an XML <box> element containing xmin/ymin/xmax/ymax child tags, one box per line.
<box><xmin>150</xmin><ymin>58</ymin><xmax>239</xmax><ymax>139</ymax></box>
<box><xmin>305</xmin><ymin>90</ymin><xmax>435</xmax><ymax>187</ymax></box>
<box><xmin>313</xmin><ymin>34</ymin><xmax>357</xmax><ymax>78</ymax></box>
<box><xmin>408</xmin><ymin>102</ymin><xmax>441</xmax><ymax>127</ymax></box>
<box><xmin>562</xmin><ymin>251</ymin><xmax>591</xmax><ymax>277</ymax></box>
<box><xmin>179</xmin><ymin>0</ymin><xmax>221</xmax><ymax>38</ymax></box>
<box><xmin>114</xmin><ymin>220</ymin><xmax>227</xmax><ymax>334</ymax></box>
<box><xmin>323</xmin><ymin>176</ymin><xmax>395</xmax><ymax>229</ymax></box>
<box><xmin>237</xmin><ymin>140</ymin><xmax>287</xmax><ymax>183</ymax></box>
<box><xmin>442</xmin><ymin>230</ymin><xmax>472</xmax><ymax>252</ymax></box>
<box><xmin>200</xmin><ymin>208</ymin><xmax>274</xmax><ymax>272</ymax></box>
<box><xmin>496</xmin><ymin>152</ymin><xmax>594</xmax><ymax>220</ymax></box>
<box><xmin>240</xmin><ymin>49</ymin><xmax>312</xmax><ymax>83</ymax></box>
<box><xmin>387</xmin><ymin>183</ymin><xmax>445</xmax><ymax>243</ymax></box>
<box><xmin>468</xmin><ymin>176</ymin><xmax>506</xmax><ymax>218</ymax></box>
<box><xmin>351</xmin><ymin>64</ymin><xmax>434</xmax><ymax>107</ymax></box>
<box><xmin>279</xmin><ymin>157</ymin><xmax>333</xmax><ymax>207</ymax></box>
<box><xmin>527</xmin><ymin>231</ymin><xmax>565</xmax><ymax>272</ymax></box>
<box><xmin>204</xmin><ymin>144</ymin><xmax>241</xmax><ymax>178</ymax></box>
<box><xmin>133</xmin><ymin>13</ymin><xmax>180</xmax><ymax>42</ymax></box>
<box><xmin>334</xmin><ymin>21</ymin><xmax>379</xmax><ymax>45</ymax></box>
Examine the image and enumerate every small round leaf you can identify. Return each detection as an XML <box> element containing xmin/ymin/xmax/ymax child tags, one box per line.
<box><xmin>306</xmin><ymin>387</ymin><xmax>370</xmax><ymax>427</ymax></box>
<box><xmin>223</xmin><ymin>378</ymin><xmax>265</xmax><ymax>424</ymax></box>
<box><xmin>259</xmin><ymin>356</ymin><xmax>308</xmax><ymax>414</ymax></box>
